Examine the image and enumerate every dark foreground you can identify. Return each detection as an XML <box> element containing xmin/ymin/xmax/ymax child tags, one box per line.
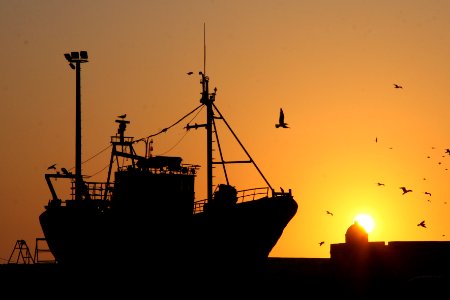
<box><xmin>1</xmin><ymin>258</ymin><xmax>448</xmax><ymax>299</ymax></box>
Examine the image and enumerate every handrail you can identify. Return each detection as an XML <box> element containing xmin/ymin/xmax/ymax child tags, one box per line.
<box><xmin>193</xmin><ymin>187</ymin><xmax>270</xmax><ymax>214</ymax></box>
<box><xmin>66</xmin><ymin>181</ymin><xmax>114</xmax><ymax>202</ymax></box>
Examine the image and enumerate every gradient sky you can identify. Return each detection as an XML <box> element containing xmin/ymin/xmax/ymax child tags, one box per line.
<box><xmin>1</xmin><ymin>0</ymin><xmax>450</xmax><ymax>262</ymax></box>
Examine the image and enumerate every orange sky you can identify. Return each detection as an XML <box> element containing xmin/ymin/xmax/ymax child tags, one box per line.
<box><xmin>1</xmin><ymin>0</ymin><xmax>450</xmax><ymax>262</ymax></box>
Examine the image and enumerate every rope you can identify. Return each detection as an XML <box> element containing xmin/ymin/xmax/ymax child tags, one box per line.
<box><xmin>134</xmin><ymin>104</ymin><xmax>204</xmax><ymax>142</ymax></box>
<box><xmin>88</xmin><ymin>163</ymin><xmax>111</xmax><ymax>179</ymax></box>
<box><xmin>68</xmin><ymin>144</ymin><xmax>112</xmax><ymax>172</ymax></box>
<box><xmin>158</xmin><ymin>105</ymin><xmax>205</xmax><ymax>155</ymax></box>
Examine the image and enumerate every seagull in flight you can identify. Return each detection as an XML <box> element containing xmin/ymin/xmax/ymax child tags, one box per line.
<box><xmin>47</xmin><ymin>163</ymin><xmax>57</xmax><ymax>170</ymax></box>
<box><xmin>319</xmin><ymin>241</ymin><xmax>325</xmax><ymax>246</ymax></box>
<box><xmin>275</xmin><ymin>108</ymin><xmax>289</xmax><ymax>128</ymax></box>
<box><xmin>424</xmin><ymin>192</ymin><xmax>431</xmax><ymax>196</ymax></box>
<box><xmin>393</xmin><ymin>83</ymin><xmax>403</xmax><ymax>89</ymax></box>
<box><xmin>117</xmin><ymin>114</ymin><xmax>127</xmax><ymax>119</ymax></box>
<box><xmin>187</xmin><ymin>71</ymin><xmax>194</xmax><ymax>75</ymax></box>
<box><xmin>326</xmin><ymin>210</ymin><xmax>334</xmax><ymax>216</ymax></box>
<box><xmin>377</xmin><ymin>182</ymin><xmax>385</xmax><ymax>186</ymax></box>
<box><xmin>400</xmin><ymin>187</ymin><xmax>413</xmax><ymax>195</ymax></box>
<box><xmin>417</xmin><ymin>220</ymin><xmax>426</xmax><ymax>228</ymax></box>
<box><xmin>445</xmin><ymin>149</ymin><xmax>450</xmax><ymax>155</ymax></box>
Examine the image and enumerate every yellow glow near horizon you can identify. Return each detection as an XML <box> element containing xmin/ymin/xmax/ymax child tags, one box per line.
<box><xmin>354</xmin><ymin>213</ymin><xmax>375</xmax><ymax>234</ymax></box>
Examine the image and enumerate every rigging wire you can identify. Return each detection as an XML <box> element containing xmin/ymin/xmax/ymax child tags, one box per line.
<box><xmin>134</xmin><ymin>103</ymin><xmax>204</xmax><ymax>142</ymax></box>
<box><xmin>82</xmin><ymin>144</ymin><xmax>112</xmax><ymax>165</ymax></box>
<box><xmin>159</xmin><ymin>129</ymin><xmax>190</xmax><ymax>156</ymax></box>
<box><xmin>68</xmin><ymin>144</ymin><xmax>112</xmax><ymax>172</ymax></box>
<box><xmin>212</xmin><ymin>103</ymin><xmax>273</xmax><ymax>191</ymax></box>
<box><xmin>158</xmin><ymin>105</ymin><xmax>205</xmax><ymax>155</ymax></box>
<box><xmin>88</xmin><ymin>163</ymin><xmax>111</xmax><ymax>179</ymax></box>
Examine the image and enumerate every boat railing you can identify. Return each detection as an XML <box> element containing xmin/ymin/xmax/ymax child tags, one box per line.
<box><xmin>193</xmin><ymin>186</ymin><xmax>269</xmax><ymax>213</ymax></box>
<box><xmin>110</xmin><ymin>135</ymin><xmax>134</xmax><ymax>144</ymax></box>
<box><xmin>69</xmin><ymin>181</ymin><xmax>114</xmax><ymax>201</ymax></box>
<box><xmin>237</xmin><ymin>187</ymin><xmax>270</xmax><ymax>203</ymax></box>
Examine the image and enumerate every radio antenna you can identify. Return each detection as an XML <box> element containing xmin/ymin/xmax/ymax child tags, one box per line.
<box><xmin>203</xmin><ymin>22</ymin><xmax>206</xmax><ymax>75</ymax></box>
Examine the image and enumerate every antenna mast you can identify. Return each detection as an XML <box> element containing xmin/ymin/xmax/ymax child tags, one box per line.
<box><xmin>203</xmin><ymin>22</ymin><xmax>206</xmax><ymax>75</ymax></box>
<box><xmin>199</xmin><ymin>23</ymin><xmax>214</xmax><ymax>203</ymax></box>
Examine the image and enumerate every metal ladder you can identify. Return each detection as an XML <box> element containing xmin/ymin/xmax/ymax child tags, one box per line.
<box><xmin>7</xmin><ymin>239</ymin><xmax>34</xmax><ymax>264</ymax></box>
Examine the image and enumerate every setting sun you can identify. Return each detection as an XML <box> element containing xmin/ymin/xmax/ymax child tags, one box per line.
<box><xmin>354</xmin><ymin>213</ymin><xmax>375</xmax><ymax>234</ymax></box>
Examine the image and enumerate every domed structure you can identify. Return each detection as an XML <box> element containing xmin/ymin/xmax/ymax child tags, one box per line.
<box><xmin>345</xmin><ymin>221</ymin><xmax>368</xmax><ymax>245</ymax></box>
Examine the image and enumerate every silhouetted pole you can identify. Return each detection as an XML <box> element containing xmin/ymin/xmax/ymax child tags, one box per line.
<box><xmin>64</xmin><ymin>51</ymin><xmax>89</xmax><ymax>202</ymax></box>
<box><xmin>200</xmin><ymin>72</ymin><xmax>213</xmax><ymax>203</ymax></box>
<box><xmin>75</xmin><ymin>60</ymin><xmax>82</xmax><ymax>201</ymax></box>
<box><xmin>201</xmin><ymin>23</ymin><xmax>214</xmax><ymax>203</ymax></box>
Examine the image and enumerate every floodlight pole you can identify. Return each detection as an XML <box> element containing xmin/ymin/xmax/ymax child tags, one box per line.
<box><xmin>65</xmin><ymin>51</ymin><xmax>88</xmax><ymax>202</ymax></box>
<box><xmin>75</xmin><ymin>60</ymin><xmax>82</xmax><ymax>202</ymax></box>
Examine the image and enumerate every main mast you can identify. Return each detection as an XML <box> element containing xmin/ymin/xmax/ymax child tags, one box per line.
<box><xmin>201</xmin><ymin>23</ymin><xmax>215</xmax><ymax>203</ymax></box>
<box><xmin>199</xmin><ymin>72</ymin><xmax>215</xmax><ymax>203</ymax></box>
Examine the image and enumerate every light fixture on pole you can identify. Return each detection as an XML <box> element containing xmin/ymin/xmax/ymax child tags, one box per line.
<box><xmin>64</xmin><ymin>51</ymin><xmax>89</xmax><ymax>201</ymax></box>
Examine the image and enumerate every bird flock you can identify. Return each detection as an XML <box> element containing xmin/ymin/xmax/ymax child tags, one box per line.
<box><xmin>315</xmin><ymin>82</ymin><xmax>449</xmax><ymax>247</ymax></box>
<box><xmin>371</xmin><ymin>143</ymin><xmax>450</xmax><ymax>238</ymax></box>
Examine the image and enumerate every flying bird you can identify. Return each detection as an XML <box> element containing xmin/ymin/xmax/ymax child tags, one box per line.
<box><xmin>400</xmin><ymin>187</ymin><xmax>412</xmax><ymax>195</ymax></box>
<box><xmin>319</xmin><ymin>241</ymin><xmax>325</xmax><ymax>246</ymax></box>
<box><xmin>393</xmin><ymin>83</ymin><xmax>403</xmax><ymax>89</ymax></box>
<box><xmin>326</xmin><ymin>210</ymin><xmax>334</xmax><ymax>216</ymax></box>
<box><xmin>275</xmin><ymin>108</ymin><xmax>289</xmax><ymax>128</ymax></box>
<box><xmin>47</xmin><ymin>163</ymin><xmax>57</xmax><ymax>170</ymax></box>
<box><xmin>377</xmin><ymin>182</ymin><xmax>385</xmax><ymax>186</ymax></box>
<box><xmin>375</xmin><ymin>137</ymin><xmax>378</xmax><ymax>143</ymax></box>
<box><xmin>117</xmin><ymin>114</ymin><xmax>127</xmax><ymax>119</ymax></box>
<box><xmin>187</xmin><ymin>71</ymin><xmax>194</xmax><ymax>75</ymax></box>
<box><xmin>445</xmin><ymin>149</ymin><xmax>450</xmax><ymax>155</ymax></box>
<box><xmin>425</xmin><ymin>192</ymin><xmax>431</xmax><ymax>196</ymax></box>
<box><xmin>417</xmin><ymin>220</ymin><xmax>426</xmax><ymax>228</ymax></box>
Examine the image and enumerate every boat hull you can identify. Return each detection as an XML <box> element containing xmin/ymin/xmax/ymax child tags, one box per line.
<box><xmin>39</xmin><ymin>194</ymin><xmax>298</xmax><ymax>275</ymax></box>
